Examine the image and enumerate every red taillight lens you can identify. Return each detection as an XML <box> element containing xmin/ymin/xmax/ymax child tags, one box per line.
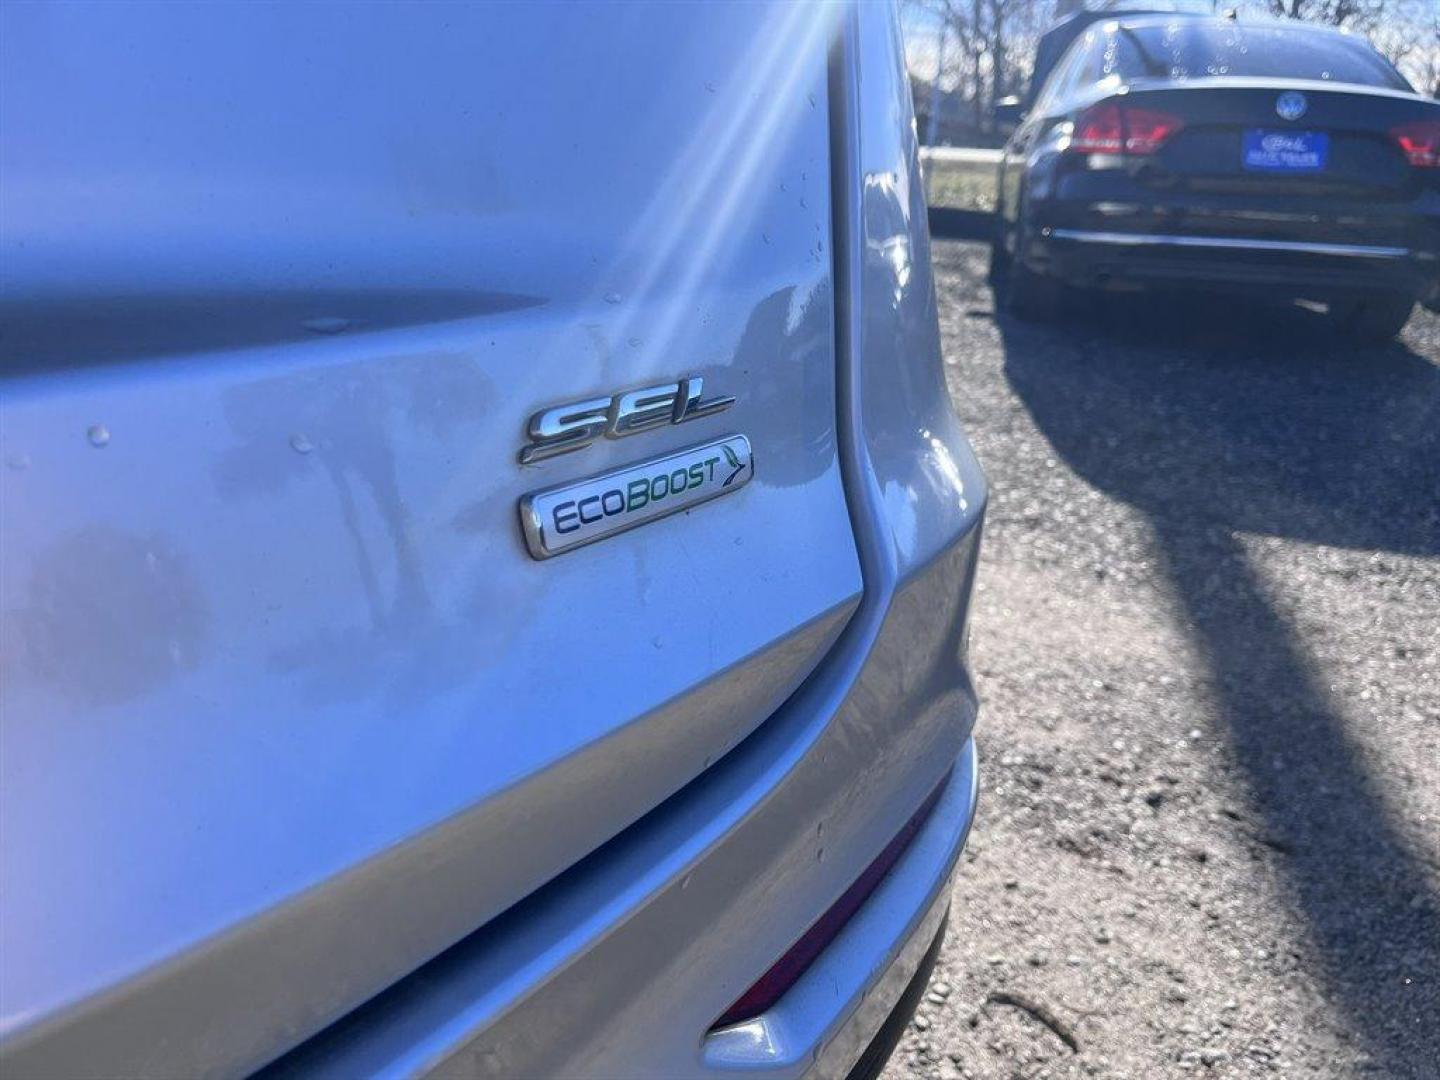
<box><xmin>1071</xmin><ymin>102</ymin><xmax>1125</xmax><ymax>153</ymax></box>
<box><xmin>1123</xmin><ymin>107</ymin><xmax>1185</xmax><ymax>154</ymax></box>
<box><xmin>1391</xmin><ymin>120</ymin><xmax>1440</xmax><ymax>168</ymax></box>
<box><xmin>1071</xmin><ymin>102</ymin><xmax>1183</xmax><ymax>155</ymax></box>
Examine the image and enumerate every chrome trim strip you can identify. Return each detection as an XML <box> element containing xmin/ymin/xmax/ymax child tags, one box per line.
<box><xmin>519</xmin><ymin>435</ymin><xmax>753</xmax><ymax>559</ymax></box>
<box><xmin>1047</xmin><ymin>229</ymin><xmax>1410</xmax><ymax>260</ymax></box>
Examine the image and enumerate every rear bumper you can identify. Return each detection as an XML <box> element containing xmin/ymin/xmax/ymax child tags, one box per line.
<box><xmin>263</xmin><ymin>740</ymin><xmax>981</xmax><ymax>1080</ymax></box>
<box><xmin>1049</xmin><ymin>229</ymin><xmax>1415</xmax><ymax>262</ymax></box>
<box><xmin>718</xmin><ymin>744</ymin><xmax>978</xmax><ymax>1078</ymax></box>
<box><xmin>1020</xmin><ymin>177</ymin><xmax>1440</xmax><ymax>298</ymax></box>
<box><xmin>258</xmin><ymin>489</ymin><xmax>987</xmax><ymax>1078</ymax></box>
<box><xmin>1034</xmin><ymin>227</ymin><xmax>1438</xmax><ymax>298</ymax></box>
<box><xmin>836</xmin><ymin>909</ymin><xmax>949</xmax><ymax>1080</ymax></box>
<box><xmin>1036</xmin><ymin>226</ymin><xmax>1440</xmax><ymax>298</ymax></box>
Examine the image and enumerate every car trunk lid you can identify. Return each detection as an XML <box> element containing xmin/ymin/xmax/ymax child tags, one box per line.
<box><xmin>1133</xmin><ymin>81</ymin><xmax>1429</xmax><ymax>198</ymax></box>
<box><xmin>0</xmin><ymin>2</ymin><xmax>858</xmax><ymax>1073</ymax></box>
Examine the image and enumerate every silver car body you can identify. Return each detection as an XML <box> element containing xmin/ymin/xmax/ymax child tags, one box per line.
<box><xmin>0</xmin><ymin>2</ymin><xmax>987</xmax><ymax>1076</ymax></box>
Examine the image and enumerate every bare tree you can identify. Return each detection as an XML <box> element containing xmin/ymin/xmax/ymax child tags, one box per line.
<box><xmin>1261</xmin><ymin>0</ymin><xmax>1440</xmax><ymax>93</ymax></box>
<box><xmin>1265</xmin><ymin>0</ymin><xmax>1386</xmax><ymax>26</ymax></box>
<box><xmin>905</xmin><ymin>0</ymin><xmax>1057</xmax><ymax>135</ymax></box>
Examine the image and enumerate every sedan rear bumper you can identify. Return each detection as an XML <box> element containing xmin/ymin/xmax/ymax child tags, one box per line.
<box><xmin>1029</xmin><ymin>224</ymin><xmax>1439</xmax><ymax>299</ymax></box>
<box><xmin>1047</xmin><ymin>229</ymin><xmax>1416</xmax><ymax>261</ymax></box>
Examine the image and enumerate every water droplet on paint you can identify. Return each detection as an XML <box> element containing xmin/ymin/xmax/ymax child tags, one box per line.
<box><xmin>290</xmin><ymin>433</ymin><xmax>315</xmax><ymax>454</ymax></box>
<box><xmin>603</xmin><ymin>292</ymin><xmax>622</xmax><ymax>305</ymax></box>
<box><xmin>87</xmin><ymin>425</ymin><xmax>110</xmax><ymax>448</ymax></box>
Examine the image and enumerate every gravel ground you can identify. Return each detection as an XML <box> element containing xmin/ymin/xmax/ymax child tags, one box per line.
<box><xmin>884</xmin><ymin>240</ymin><xmax>1440</xmax><ymax>1080</ymax></box>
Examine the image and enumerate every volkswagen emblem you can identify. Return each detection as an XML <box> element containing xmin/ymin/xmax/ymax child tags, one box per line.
<box><xmin>1276</xmin><ymin>91</ymin><xmax>1307</xmax><ymax>121</ymax></box>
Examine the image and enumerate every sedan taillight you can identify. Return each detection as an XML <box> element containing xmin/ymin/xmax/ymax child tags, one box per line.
<box><xmin>1071</xmin><ymin>102</ymin><xmax>1184</xmax><ymax>156</ymax></box>
<box><xmin>1391</xmin><ymin>120</ymin><xmax>1440</xmax><ymax>168</ymax></box>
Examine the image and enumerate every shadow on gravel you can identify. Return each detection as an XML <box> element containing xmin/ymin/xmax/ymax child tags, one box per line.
<box><xmin>928</xmin><ymin>207</ymin><xmax>995</xmax><ymax>243</ymax></box>
<box><xmin>996</xmin><ymin>294</ymin><xmax>1440</xmax><ymax>1077</ymax></box>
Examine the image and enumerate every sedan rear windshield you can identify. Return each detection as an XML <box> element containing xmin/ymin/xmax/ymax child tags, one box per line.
<box><xmin>1118</xmin><ymin>22</ymin><xmax>1409</xmax><ymax>90</ymax></box>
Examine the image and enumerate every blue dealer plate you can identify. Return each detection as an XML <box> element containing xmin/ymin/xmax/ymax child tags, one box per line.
<box><xmin>1243</xmin><ymin>130</ymin><xmax>1329</xmax><ymax>172</ymax></box>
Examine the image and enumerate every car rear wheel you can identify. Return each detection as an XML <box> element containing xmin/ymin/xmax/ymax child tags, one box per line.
<box><xmin>987</xmin><ymin>218</ymin><xmax>1008</xmax><ymax>285</ymax></box>
<box><xmin>991</xmin><ymin>223</ymin><xmax>1068</xmax><ymax>322</ymax></box>
<box><xmin>999</xmin><ymin>257</ymin><xmax>1068</xmax><ymax>323</ymax></box>
<box><xmin>1331</xmin><ymin>292</ymin><xmax>1416</xmax><ymax>342</ymax></box>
